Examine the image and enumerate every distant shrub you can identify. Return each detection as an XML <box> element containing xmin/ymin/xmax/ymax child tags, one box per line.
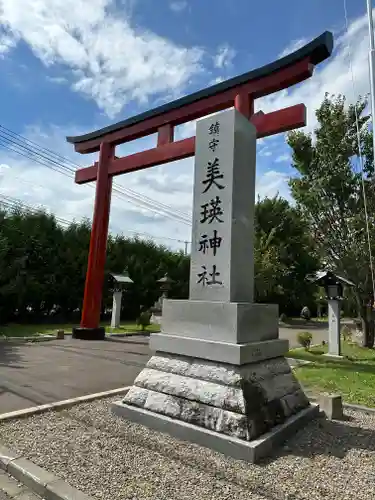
<box><xmin>137</xmin><ymin>310</ymin><xmax>152</xmax><ymax>331</ymax></box>
<box><xmin>341</xmin><ymin>325</ymin><xmax>352</xmax><ymax>342</ymax></box>
<box><xmin>297</xmin><ymin>331</ymin><xmax>313</xmax><ymax>349</ymax></box>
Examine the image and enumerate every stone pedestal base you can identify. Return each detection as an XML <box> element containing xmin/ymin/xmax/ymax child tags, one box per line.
<box><xmin>113</xmin><ymin>352</ymin><xmax>315</xmax><ymax>461</ymax></box>
<box><xmin>72</xmin><ymin>327</ymin><xmax>105</xmax><ymax>340</ymax></box>
<box><xmin>150</xmin><ymin>333</ymin><xmax>288</xmax><ymax>365</ymax></box>
<box><xmin>112</xmin><ymin>400</ymin><xmax>318</xmax><ymax>463</ymax></box>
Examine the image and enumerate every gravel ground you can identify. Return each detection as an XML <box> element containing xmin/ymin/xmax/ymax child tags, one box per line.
<box><xmin>0</xmin><ymin>397</ymin><xmax>375</xmax><ymax>500</ymax></box>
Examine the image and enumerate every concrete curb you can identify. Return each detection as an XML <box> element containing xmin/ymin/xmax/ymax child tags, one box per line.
<box><xmin>286</xmin><ymin>357</ymin><xmax>312</xmax><ymax>367</ymax></box>
<box><xmin>0</xmin><ymin>443</ymin><xmax>94</xmax><ymax>500</ymax></box>
<box><xmin>343</xmin><ymin>402</ymin><xmax>375</xmax><ymax>414</ymax></box>
<box><xmin>63</xmin><ymin>332</ymin><xmax>153</xmax><ymax>341</ymax></box>
<box><xmin>307</xmin><ymin>395</ymin><xmax>375</xmax><ymax>415</ymax></box>
<box><xmin>0</xmin><ymin>386</ymin><xmax>130</xmax><ymax>422</ymax></box>
<box><xmin>106</xmin><ymin>331</ymin><xmax>152</xmax><ymax>338</ymax></box>
<box><xmin>104</xmin><ymin>336</ymin><xmax>150</xmax><ymax>345</ymax></box>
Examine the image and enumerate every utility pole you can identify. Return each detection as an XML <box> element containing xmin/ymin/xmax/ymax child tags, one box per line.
<box><xmin>367</xmin><ymin>0</ymin><xmax>375</xmax><ymax>168</ymax></box>
<box><xmin>366</xmin><ymin>0</ymin><xmax>375</xmax><ymax>311</ymax></box>
<box><xmin>184</xmin><ymin>241</ymin><xmax>189</xmax><ymax>255</ymax></box>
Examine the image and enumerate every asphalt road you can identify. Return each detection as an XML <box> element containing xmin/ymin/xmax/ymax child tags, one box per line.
<box><xmin>0</xmin><ymin>325</ymin><xmax>328</xmax><ymax>415</ymax></box>
<box><xmin>0</xmin><ymin>337</ymin><xmax>151</xmax><ymax>414</ymax></box>
<box><xmin>279</xmin><ymin>326</ymin><xmax>328</xmax><ymax>348</ymax></box>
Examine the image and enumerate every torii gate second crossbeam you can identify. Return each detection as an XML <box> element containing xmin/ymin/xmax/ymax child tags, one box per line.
<box><xmin>67</xmin><ymin>31</ymin><xmax>333</xmax><ymax>340</ymax></box>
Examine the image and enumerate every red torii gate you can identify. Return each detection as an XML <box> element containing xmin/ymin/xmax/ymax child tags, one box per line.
<box><xmin>67</xmin><ymin>31</ymin><xmax>333</xmax><ymax>340</ymax></box>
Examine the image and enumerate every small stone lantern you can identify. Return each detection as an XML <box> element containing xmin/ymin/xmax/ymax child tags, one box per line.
<box><xmin>309</xmin><ymin>271</ymin><xmax>354</xmax><ymax>356</ymax></box>
<box><xmin>157</xmin><ymin>273</ymin><xmax>173</xmax><ymax>300</ymax></box>
<box><xmin>109</xmin><ymin>270</ymin><xmax>134</xmax><ymax>328</ymax></box>
<box><xmin>151</xmin><ymin>274</ymin><xmax>174</xmax><ymax>323</ymax></box>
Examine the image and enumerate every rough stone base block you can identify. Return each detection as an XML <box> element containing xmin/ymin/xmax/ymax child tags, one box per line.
<box><xmin>319</xmin><ymin>393</ymin><xmax>343</xmax><ymax>420</ymax></box>
<box><xmin>72</xmin><ymin>327</ymin><xmax>105</xmax><ymax>340</ymax></box>
<box><xmin>112</xmin><ymin>401</ymin><xmax>319</xmax><ymax>463</ymax></box>
<box><xmin>114</xmin><ymin>352</ymin><xmax>315</xmax><ymax>456</ymax></box>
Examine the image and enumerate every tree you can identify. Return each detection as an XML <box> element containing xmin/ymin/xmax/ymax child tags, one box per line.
<box><xmin>0</xmin><ymin>204</ymin><xmax>190</xmax><ymax>325</ymax></box>
<box><xmin>254</xmin><ymin>196</ymin><xmax>319</xmax><ymax>314</ymax></box>
<box><xmin>106</xmin><ymin>235</ymin><xmax>189</xmax><ymax>320</ymax></box>
<box><xmin>254</xmin><ymin>224</ymin><xmax>286</xmax><ymax>303</ymax></box>
<box><xmin>287</xmin><ymin>93</ymin><xmax>375</xmax><ymax>347</ymax></box>
<box><xmin>0</xmin><ymin>206</ymin><xmax>64</xmax><ymax>322</ymax></box>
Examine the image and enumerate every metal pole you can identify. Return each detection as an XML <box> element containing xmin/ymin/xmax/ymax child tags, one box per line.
<box><xmin>367</xmin><ymin>0</ymin><xmax>375</xmax><ymax>169</ymax></box>
<box><xmin>367</xmin><ymin>0</ymin><xmax>375</xmax><ymax>311</ymax></box>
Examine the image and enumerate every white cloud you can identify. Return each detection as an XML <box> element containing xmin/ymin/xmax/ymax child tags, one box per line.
<box><xmin>0</xmin><ymin>9</ymin><xmax>372</xmax><ymax>252</ymax></box>
<box><xmin>258</xmin><ymin>12</ymin><xmax>372</xmax><ymax>135</ymax></box>
<box><xmin>259</xmin><ymin>146</ymin><xmax>272</xmax><ymax>157</ymax></box>
<box><xmin>256</xmin><ymin>170</ymin><xmax>290</xmax><ymax>200</ymax></box>
<box><xmin>275</xmin><ymin>154</ymin><xmax>290</xmax><ymax>163</ymax></box>
<box><xmin>169</xmin><ymin>1</ymin><xmax>188</xmax><ymax>12</ymax></box>
<box><xmin>0</xmin><ymin>30</ymin><xmax>16</xmax><ymax>55</ymax></box>
<box><xmin>46</xmin><ymin>76</ymin><xmax>68</xmax><ymax>85</ymax></box>
<box><xmin>209</xmin><ymin>76</ymin><xmax>225</xmax><ymax>85</ymax></box>
<box><xmin>278</xmin><ymin>37</ymin><xmax>309</xmax><ymax>59</ymax></box>
<box><xmin>213</xmin><ymin>44</ymin><xmax>236</xmax><ymax>69</ymax></box>
<box><xmin>0</xmin><ymin>121</ymin><xmax>291</xmax><ymax>247</ymax></box>
<box><xmin>0</xmin><ymin>0</ymin><xmax>204</xmax><ymax>118</ymax></box>
<box><xmin>0</xmin><ymin>125</ymin><xmax>194</xmax><ymax>251</ymax></box>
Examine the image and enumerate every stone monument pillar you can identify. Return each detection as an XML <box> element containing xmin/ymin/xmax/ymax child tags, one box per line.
<box><xmin>113</xmin><ymin>108</ymin><xmax>317</xmax><ymax>463</ymax></box>
<box><xmin>111</xmin><ymin>290</ymin><xmax>122</xmax><ymax>328</ymax></box>
<box><xmin>327</xmin><ymin>299</ymin><xmax>341</xmax><ymax>357</ymax></box>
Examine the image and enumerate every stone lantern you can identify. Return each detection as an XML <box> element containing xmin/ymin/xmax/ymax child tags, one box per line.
<box><xmin>309</xmin><ymin>271</ymin><xmax>354</xmax><ymax>356</ymax></box>
<box><xmin>109</xmin><ymin>270</ymin><xmax>134</xmax><ymax>328</ymax></box>
<box><xmin>150</xmin><ymin>274</ymin><xmax>174</xmax><ymax>324</ymax></box>
<box><xmin>157</xmin><ymin>273</ymin><xmax>173</xmax><ymax>302</ymax></box>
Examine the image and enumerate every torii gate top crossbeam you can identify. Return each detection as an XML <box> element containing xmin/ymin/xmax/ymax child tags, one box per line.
<box><xmin>69</xmin><ymin>31</ymin><xmax>332</xmax><ymax>184</ymax></box>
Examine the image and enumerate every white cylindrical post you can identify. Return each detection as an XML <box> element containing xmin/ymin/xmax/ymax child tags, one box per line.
<box><xmin>111</xmin><ymin>291</ymin><xmax>123</xmax><ymax>328</ymax></box>
<box><xmin>327</xmin><ymin>300</ymin><xmax>341</xmax><ymax>356</ymax></box>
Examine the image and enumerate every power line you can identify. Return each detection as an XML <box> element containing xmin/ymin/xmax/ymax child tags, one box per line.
<box><xmin>0</xmin><ymin>135</ymin><xmax>192</xmax><ymax>225</ymax></box>
<box><xmin>0</xmin><ymin>125</ymin><xmax>81</xmax><ymax>167</ymax></box>
<box><xmin>0</xmin><ymin>129</ymin><xmax>74</xmax><ymax>174</ymax></box>
<box><xmin>0</xmin><ymin>193</ymin><xmax>190</xmax><ymax>248</ymax></box>
<box><xmin>0</xmin><ymin>125</ymin><xmax>192</xmax><ymax>225</ymax></box>
<box><xmin>343</xmin><ymin>0</ymin><xmax>375</xmax><ymax>304</ymax></box>
<box><xmin>0</xmin><ymin>125</ymin><xmax>191</xmax><ymax>219</ymax></box>
<box><xmin>0</xmin><ymin>195</ymin><xmax>73</xmax><ymax>226</ymax></box>
<box><xmin>0</xmin><ymin>172</ymin><xmax>193</xmax><ymax>247</ymax></box>
<box><xmin>0</xmin><ymin>138</ymin><xmax>73</xmax><ymax>178</ymax></box>
<box><xmin>111</xmin><ymin>184</ymin><xmax>191</xmax><ymax>225</ymax></box>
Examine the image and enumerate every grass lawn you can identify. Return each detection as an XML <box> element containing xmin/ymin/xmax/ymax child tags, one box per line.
<box><xmin>106</xmin><ymin>323</ymin><xmax>160</xmax><ymax>335</ymax></box>
<box><xmin>288</xmin><ymin>341</ymin><xmax>375</xmax><ymax>407</ymax></box>
<box><xmin>281</xmin><ymin>316</ymin><xmax>353</xmax><ymax>324</ymax></box>
<box><xmin>0</xmin><ymin>322</ymin><xmax>160</xmax><ymax>338</ymax></box>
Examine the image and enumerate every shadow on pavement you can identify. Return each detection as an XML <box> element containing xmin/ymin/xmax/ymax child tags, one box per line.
<box><xmin>0</xmin><ymin>343</ymin><xmax>24</xmax><ymax>368</ymax></box>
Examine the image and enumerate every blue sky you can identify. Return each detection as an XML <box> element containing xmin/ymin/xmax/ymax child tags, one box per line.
<box><xmin>0</xmin><ymin>0</ymin><xmax>371</xmax><ymax>251</ymax></box>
